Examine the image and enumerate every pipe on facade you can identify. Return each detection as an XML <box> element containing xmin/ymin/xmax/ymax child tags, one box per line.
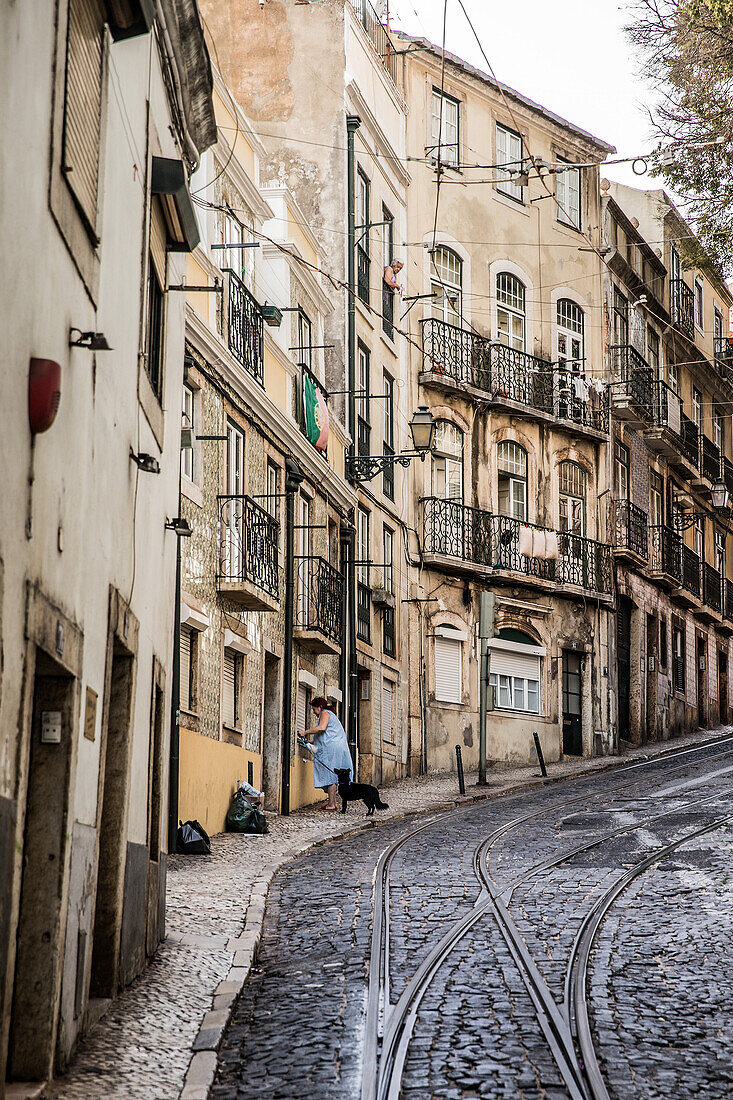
<box><xmin>168</xmin><ymin>460</ymin><xmax>183</xmax><ymax>852</ymax></box>
<box><xmin>339</xmin><ymin>515</ymin><xmax>357</xmax><ymax>770</ymax></box>
<box><xmin>346</xmin><ymin>114</ymin><xmax>361</xmax><ymax>776</ymax></box>
<box><xmin>281</xmin><ymin>456</ymin><xmax>306</xmax><ymax>816</ymax></box>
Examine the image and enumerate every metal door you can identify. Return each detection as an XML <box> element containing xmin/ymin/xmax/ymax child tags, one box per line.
<box><xmin>562</xmin><ymin>650</ymin><xmax>583</xmax><ymax>756</ymax></box>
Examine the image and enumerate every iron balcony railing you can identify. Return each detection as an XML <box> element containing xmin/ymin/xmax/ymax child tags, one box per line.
<box><xmin>357</xmin><ymin>580</ymin><xmax>372</xmax><ymax>642</ymax></box>
<box><xmin>350</xmin><ymin>0</ymin><xmax>399</xmax><ymax>84</ymax></box>
<box><xmin>702</xmin><ymin>563</ymin><xmax>722</xmax><ymax>613</ymax></box>
<box><xmin>295</xmin><ymin>556</ymin><xmax>344</xmax><ymax>645</ymax></box>
<box><xmin>671</xmin><ymin>278</ymin><xmax>695</xmax><ymax>339</ymax></box>
<box><xmin>714</xmin><ymin>336</ymin><xmax>733</xmax><ymax>373</ymax></box>
<box><xmin>649</xmin><ymin>524</ymin><xmax>683</xmax><ymax>583</ymax></box>
<box><xmin>226</xmin><ymin>270</ymin><xmax>264</xmax><ymax>385</ymax></box>
<box><xmin>609</xmin><ymin>344</ymin><xmax>655</xmax><ymax>415</ymax></box>
<box><xmin>382</xmin><ymin>284</ymin><xmax>394</xmax><ymax>340</ymax></box>
<box><xmin>612</xmin><ymin>499</ymin><xmax>649</xmax><ymax>559</ymax></box>
<box><xmin>682</xmin><ymin>545</ymin><xmax>701</xmax><ymax>598</ymax></box>
<box><xmin>700</xmin><ymin>434</ymin><xmax>722</xmax><ymax>483</ymax></box>
<box><xmin>420</xmin><ymin>318</ymin><xmax>609</xmax><ymax>431</ymax></box>
<box><xmin>680</xmin><ymin>413</ymin><xmax>699</xmax><ymax>469</ymax></box>
<box><xmin>725</xmin><ymin>578</ymin><xmax>733</xmax><ymax>621</ymax></box>
<box><xmin>649</xmin><ymin>379</ymin><xmax>683</xmax><ymax>437</ymax></box>
<box><xmin>218</xmin><ymin>494</ymin><xmax>279</xmax><ymax>598</ymax></box>
<box><xmin>357</xmin><ymin>244</ymin><xmax>370</xmax><ymax>305</ymax></box>
<box><xmin>421</xmin><ymin>497</ymin><xmax>612</xmax><ymax>595</ymax></box>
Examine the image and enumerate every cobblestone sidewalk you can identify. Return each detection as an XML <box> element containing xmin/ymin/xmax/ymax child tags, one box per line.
<box><xmin>39</xmin><ymin>726</ymin><xmax>731</xmax><ymax>1100</ymax></box>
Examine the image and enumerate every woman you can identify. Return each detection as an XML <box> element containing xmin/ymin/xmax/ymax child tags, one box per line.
<box><xmin>298</xmin><ymin>697</ymin><xmax>353</xmax><ymax>811</ymax></box>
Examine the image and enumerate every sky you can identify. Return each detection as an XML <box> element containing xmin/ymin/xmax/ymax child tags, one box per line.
<box><xmin>387</xmin><ymin>0</ymin><xmax>662</xmax><ymax>190</ymax></box>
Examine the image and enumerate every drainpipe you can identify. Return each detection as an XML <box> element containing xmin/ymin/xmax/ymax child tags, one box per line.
<box><xmin>168</xmin><ymin>457</ymin><xmax>182</xmax><ymax>851</ymax></box>
<box><xmin>281</xmin><ymin>457</ymin><xmax>305</xmax><ymax>816</ymax></box>
<box><xmin>346</xmin><ymin>114</ymin><xmax>361</xmax><ymax>776</ymax></box>
<box><xmin>340</xmin><ymin>516</ymin><xmax>357</xmax><ymax>770</ymax></box>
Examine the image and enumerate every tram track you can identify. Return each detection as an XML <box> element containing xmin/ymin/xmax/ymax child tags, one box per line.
<box><xmin>361</xmin><ymin>735</ymin><xmax>733</xmax><ymax>1100</ymax></box>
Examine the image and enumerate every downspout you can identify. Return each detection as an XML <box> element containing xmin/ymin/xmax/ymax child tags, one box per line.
<box><xmin>340</xmin><ymin>516</ymin><xmax>356</xmax><ymax>766</ymax></box>
<box><xmin>168</xmin><ymin>450</ymin><xmax>182</xmax><ymax>851</ymax></box>
<box><xmin>346</xmin><ymin>114</ymin><xmax>361</xmax><ymax>775</ymax></box>
<box><xmin>281</xmin><ymin>457</ymin><xmax>305</xmax><ymax>816</ymax></box>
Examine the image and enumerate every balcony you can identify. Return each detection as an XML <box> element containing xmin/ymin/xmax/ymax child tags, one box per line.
<box><xmin>218</xmin><ymin>495</ymin><xmax>279</xmax><ymax>611</ymax></box>
<box><xmin>678</xmin><ymin>413</ymin><xmax>700</xmax><ymax>473</ymax></box>
<box><xmin>420</xmin><ymin>319</ymin><xmax>609</xmax><ymax>436</ymax></box>
<box><xmin>702</xmin><ymin>563</ymin><xmax>722</xmax><ymax>617</ymax></box>
<box><xmin>357</xmin><ymin>580</ymin><xmax>372</xmax><ymax>643</ymax></box>
<box><xmin>609</xmin><ymin>344</ymin><xmax>654</xmax><ymax>427</ymax></box>
<box><xmin>671</xmin><ymin>278</ymin><xmax>695</xmax><ymax>340</ymax></box>
<box><xmin>714</xmin><ymin>336</ymin><xmax>733</xmax><ymax>377</ymax></box>
<box><xmin>726</xmin><ymin>579</ymin><xmax>733</xmax><ymax>623</ymax></box>
<box><xmin>680</xmin><ymin>545</ymin><xmax>701</xmax><ymax>601</ymax></box>
<box><xmin>421</xmin><ymin>497</ymin><xmax>613</xmax><ymax>598</ymax></box>
<box><xmin>295</xmin><ymin>557</ymin><xmax>344</xmax><ymax>654</ymax></box>
<box><xmin>350</xmin><ymin>0</ymin><xmax>399</xmax><ymax>84</ymax></box>
<box><xmin>644</xmin><ymin>380</ymin><xmax>684</xmax><ymax>461</ymax></box>
<box><xmin>649</xmin><ymin>524</ymin><xmax>683</xmax><ymax>587</ymax></box>
<box><xmin>612</xmin><ymin>499</ymin><xmax>648</xmax><ymax>563</ymax></box>
<box><xmin>700</xmin><ymin>434</ymin><xmax>722</xmax><ymax>485</ymax></box>
<box><xmin>357</xmin><ymin>245</ymin><xmax>370</xmax><ymax>306</ymax></box>
<box><xmin>225</xmin><ymin>270</ymin><xmax>264</xmax><ymax>386</ymax></box>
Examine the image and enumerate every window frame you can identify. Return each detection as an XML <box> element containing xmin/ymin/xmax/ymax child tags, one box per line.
<box><xmin>496</xmin><ymin>272</ymin><xmax>526</xmax><ymax>351</ymax></box>
<box><xmin>496</xmin><ymin>123</ymin><xmax>524</xmax><ymax>203</ymax></box>
<box><xmin>431</xmin><ymin>420</ymin><xmax>464</xmax><ymax>502</ymax></box>
<box><xmin>497</xmin><ymin>440</ymin><xmax>528</xmax><ymax>522</ymax></box>
<box><xmin>614</xmin><ymin>440</ymin><xmax>630</xmax><ymax>501</ymax></box>
<box><xmin>556</xmin><ymin>298</ymin><xmax>584</xmax><ymax>367</ymax></box>
<box><xmin>182</xmin><ymin>383</ymin><xmax>196</xmax><ymax>482</ymax></box>
<box><xmin>694</xmin><ymin>278</ymin><xmax>704</xmax><ymax>331</ymax></box>
<box><xmin>430</xmin><ymin>246</ymin><xmax>463</xmax><ymax>327</ymax></box>
<box><xmin>556</xmin><ymin>159</ymin><xmax>581</xmax><ymax>230</ymax></box>
<box><xmin>430</xmin><ymin>88</ymin><xmax>460</xmax><ymax>166</ymax></box>
<box><xmin>672</xmin><ymin>623</ymin><xmax>686</xmax><ymax>696</ymax></box>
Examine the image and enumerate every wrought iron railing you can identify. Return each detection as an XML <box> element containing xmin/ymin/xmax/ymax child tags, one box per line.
<box><xmin>680</xmin><ymin>413</ymin><xmax>699</xmax><ymax>469</ymax></box>
<box><xmin>553</xmin><ymin>365</ymin><xmax>610</xmax><ymax>433</ymax></box>
<box><xmin>295</xmin><ymin>556</ymin><xmax>344</xmax><ymax>644</ymax></box>
<box><xmin>613</xmin><ymin>499</ymin><xmax>648</xmax><ymax>559</ymax></box>
<box><xmin>649</xmin><ymin>379</ymin><xmax>683</xmax><ymax>437</ymax></box>
<box><xmin>421</xmin><ymin>498</ymin><xmax>612</xmax><ymax>594</ymax></box>
<box><xmin>671</xmin><ymin>278</ymin><xmax>695</xmax><ymax>339</ymax></box>
<box><xmin>682</xmin><ymin>545</ymin><xmax>701</xmax><ymax>597</ymax></box>
<box><xmin>725</xmin><ymin>578</ymin><xmax>733</xmax><ymax>621</ymax></box>
<box><xmin>714</xmin><ymin>336</ymin><xmax>733</xmax><ymax>372</ymax></box>
<box><xmin>649</xmin><ymin>524</ymin><xmax>683</xmax><ymax>583</ymax></box>
<box><xmin>609</xmin><ymin>344</ymin><xmax>654</xmax><ymax>414</ymax></box>
<box><xmin>218</xmin><ymin>495</ymin><xmax>279</xmax><ymax>598</ymax></box>
<box><xmin>489</xmin><ymin>343</ymin><xmax>555</xmax><ymax>413</ymax></box>
<box><xmin>700</xmin><ymin>434</ymin><xmax>721</xmax><ymax>483</ymax></box>
<box><xmin>357</xmin><ymin>580</ymin><xmax>372</xmax><ymax>642</ymax></box>
<box><xmin>382</xmin><ymin>442</ymin><xmax>395</xmax><ymax>500</ymax></box>
<box><xmin>702</xmin><ymin>563</ymin><xmax>722</xmax><ymax>613</ymax></box>
<box><xmin>350</xmin><ymin>0</ymin><xmax>399</xmax><ymax>83</ymax></box>
<box><xmin>357</xmin><ymin>244</ymin><xmax>370</xmax><ymax>305</ymax></box>
<box><xmin>420</xmin><ymin>317</ymin><xmax>492</xmax><ymax>389</ymax></box>
<box><xmin>226</xmin><ymin>270</ymin><xmax>264</xmax><ymax>385</ymax></box>
<box><xmin>382</xmin><ymin>604</ymin><xmax>395</xmax><ymax>657</ymax></box>
<box><xmin>382</xmin><ymin>284</ymin><xmax>394</xmax><ymax>340</ymax></box>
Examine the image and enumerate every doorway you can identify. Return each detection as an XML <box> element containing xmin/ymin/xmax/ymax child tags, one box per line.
<box><xmin>8</xmin><ymin>650</ymin><xmax>76</xmax><ymax>1081</ymax></box>
<box><xmin>261</xmin><ymin>652</ymin><xmax>281</xmax><ymax>810</ymax></box>
<box><xmin>646</xmin><ymin>614</ymin><xmax>658</xmax><ymax>743</ymax></box>
<box><xmin>719</xmin><ymin>650</ymin><xmax>728</xmax><ymax>726</ymax></box>
<box><xmin>89</xmin><ymin>643</ymin><xmax>135</xmax><ymax>1000</ymax></box>
<box><xmin>697</xmin><ymin>636</ymin><xmax>707</xmax><ymax>728</ymax></box>
<box><xmin>617</xmin><ymin>599</ymin><xmax>632</xmax><ymax>744</ymax></box>
<box><xmin>562</xmin><ymin>650</ymin><xmax>583</xmax><ymax>756</ymax></box>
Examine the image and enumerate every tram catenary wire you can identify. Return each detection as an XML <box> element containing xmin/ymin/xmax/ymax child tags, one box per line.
<box><xmin>362</xmin><ymin>733</ymin><xmax>733</xmax><ymax>1100</ymax></box>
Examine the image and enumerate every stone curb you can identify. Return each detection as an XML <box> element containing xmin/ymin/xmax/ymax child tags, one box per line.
<box><xmin>177</xmin><ymin>728</ymin><xmax>731</xmax><ymax>1099</ymax></box>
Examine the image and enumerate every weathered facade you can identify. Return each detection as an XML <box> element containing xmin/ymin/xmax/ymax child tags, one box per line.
<box><xmin>0</xmin><ymin>0</ymin><xmax>214</xmax><ymax>1087</ymax></box>
<box><xmin>604</xmin><ymin>182</ymin><xmax>733</xmax><ymax>745</ymax></box>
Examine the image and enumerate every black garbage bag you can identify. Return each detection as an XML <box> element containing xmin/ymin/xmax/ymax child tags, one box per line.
<box><xmin>226</xmin><ymin>790</ymin><xmax>269</xmax><ymax>834</ymax></box>
<box><xmin>176</xmin><ymin>819</ymin><xmax>211</xmax><ymax>854</ymax></box>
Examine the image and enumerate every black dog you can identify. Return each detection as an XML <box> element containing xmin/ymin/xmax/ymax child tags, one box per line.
<box><xmin>335</xmin><ymin>768</ymin><xmax>389</xmax><ymax>816</ymax></box>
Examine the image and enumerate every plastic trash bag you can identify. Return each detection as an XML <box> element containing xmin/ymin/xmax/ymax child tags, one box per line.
<box><xmin>226</xmin><ymin>790</ymin><xmax>269</xmax><ymax>834</ymax></box>
<box><xmin>176</xmin><ymin>819</ymin><xmax>211</xmax><ymax>854</ymax></box>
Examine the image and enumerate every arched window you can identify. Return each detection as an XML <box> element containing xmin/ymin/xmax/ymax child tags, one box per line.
<box><xmin>497</xmin><ymin>441</ymin><xmax>527</xmax><ymax>521</ymax></box>
<box><xmin>556</xmin><ymin>299</ymin><xmax>584</xmax><ymax>367</ymax></box>
<box><xmin>431</xmin><ymin>420</ymin><xmax>464</xmax><ymax>501</ymax></box>
<box><xmin>558</xmin><ymin>460</ymin><xmax>586</xmax><ymax>536</ymax></box>
<box><xmin>496</xmin><ymin>273</ymin><xmax>526</xmax><ymax>350</ymax></box>
<box><xmin>431</xmin><ymin>247</ymin><xmax>462</xmax><ymax>327</ymax></box>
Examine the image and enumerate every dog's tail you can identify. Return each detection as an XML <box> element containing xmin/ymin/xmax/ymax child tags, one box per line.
<box><xmin>375</xmin><ymin>797</ymin><xmax>389</xmax><ymax>810</ymax></box>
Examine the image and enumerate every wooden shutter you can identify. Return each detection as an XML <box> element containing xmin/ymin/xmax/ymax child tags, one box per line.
<box><xmin>180</xmin><ymin>627</ymin><xmax>192</xmax><ymax>711</ymax></box>
<box><xmin>435</xmin><ymin>637</ymin><xmax>462</xmax><ymax>703</ymax></box>
<box><xmin>295</xmin><ymin>685</ymin><xmax>307</xmax><ymax>734</ymax></box>
<box><xmin>489</xmin><ymin>648</ymin><xmax>540</xmax><ymax>681</ymax></box>
<box><xmin>63</xmin><ymin>0</ymin><xmax>105</xmax><ymax>230</ymax></box>
<box><xmin>222</xmin><ymin>649</ymin><xmax>236</xmax><ymax>728</ymax></box>
<box><xmin>381</xmin><ymin>682</ymin><xmax>394</xmax><ymax>743</ymax></box>
<box><xmin>149</xmin><ymin>197</ymin><xmax>168</xmax><ymax>287</ymax></box>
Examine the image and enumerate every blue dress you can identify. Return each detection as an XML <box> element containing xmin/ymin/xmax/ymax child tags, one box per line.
<box><xmin>311</xmin><ymin>712</ymin><xmax>353</xmax><ymax>789</ymax></box>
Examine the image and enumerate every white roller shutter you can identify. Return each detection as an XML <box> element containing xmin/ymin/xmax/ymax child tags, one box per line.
<box><xmin>295</xmin><ymin>685</ymin><xmax>307</xmax><ymax>734</ymax></box>
<box><xmin>435</xmin><ymin>637</ymin><xmax>462</xmax><ymax>703</ymax></box>
<box><xmin>180</xmin><ymin>627</ymin><xmax>192</xmax><ymax>711</ymax></box>
<box><xmin>222</xmin><ymin>649</ymin><xmax>236</xmax><ymax>728</ymax></box>
<box><xmin>63</xmin><ymin>0</ymin><xmax>105</xmax><ymax>229</ymax></box>
<box><xmin>381</xmin><ymin>682</ymin><xmax>394</xmax><ymax>743</ymax></box>
<box><xmin>489</xmin><ymin>649</ymin><xmax>540</xmax><ymax>681</ymax></box>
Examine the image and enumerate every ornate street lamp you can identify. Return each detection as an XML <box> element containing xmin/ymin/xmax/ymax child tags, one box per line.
<box><xmin>711</xmin><ymin>477</ymin><xmax>730</xmax><ymax>513</ymax></box>
<box><xmin>347</xmin><ymin>406</ymin><xmax>435</xmax><ymax>483</ymax></box>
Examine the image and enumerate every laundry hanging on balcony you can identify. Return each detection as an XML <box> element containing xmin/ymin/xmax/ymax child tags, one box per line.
<box><xmin>518</xmin><ymin>526</ymin><xmax>559</xmax><ymax>560</ymax></box>
<box><xmin>303</xmin><ymin>373</ymin><xmax>329</xmax><ymax>451</ymax></box>
<box><xmin>573</xmin><ymin>376</ymin><xmax>589</xmax><ymax>402</ymax></box>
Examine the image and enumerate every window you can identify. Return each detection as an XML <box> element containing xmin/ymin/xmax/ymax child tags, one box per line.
<box><xmin>383</xmin><ymin>372</ymin><xmax>395</xmax><ymax>501</ymax></box>
<box><xmin>693</xmin><ymin>516</ymin><xmax>703</xmax><ymax>562</ymax></box>
<box><xmin>298</xmin><ymin>495</ymin><xmax>312</xmax><ymax>620</ymax></box>
<box><xmin>434</xmin><ymin>626</ymin><xmax>463</xmax><ymax>703</ymax></box>
<box><xmin>556</xmin><ymin>160</ymin><xmax>580</xmax><ymax>229</ymax></box>
<box><xmin>221</xmin><ymin>210</ymin><xmax>245</xmax><ymax>279</ymax></box>
<box><xmin>558</xmin><ymin>460</ymin><xmax>586</xmax><ymax>537</ymax></box>
<box><xmin>224</xmin><ymin>421</ymin><xmax>246</xmax><ymax>581</ymax></box>
<box><xmin>671</xmin><ymin>246</ymin><xmax>681</xmax><ymax>282</ymax></box>
<box><xmin>497</xmin><ymin>441</ymin><xmax>527</xmax><ymax>521</ymax></box>
<box><xmin>668</xmin><ymin>360</ymin><xmax>679</xmax><ymax>394</ymax></box>
<box><xmin>615</xmin><ymin>440</ymin><xmax>629</xmax><ymax>500</ymax></box>
<box><xmin>496</xmin><ymin>123</ymin><xmax>524</xmax><ymax>201</ymax></box>
<box><xmin>382</xmin><ymin>527</ymin><xmax>395</xmax><ymax>657</ymax></box>
<box><xmin>430</xmin><ymin>246</ymin><xmax>462</xmax><ymax>327</ymax></box>
<box><xmin>613</xmin><ymin>287</ymin><xmax>628</xmax><ymax>346</ymax></box>
<box><xmin>266</xmin><ymin>460</ymin><xmax>280</xmax><ymax>521</ymax></box>
<box><xmin>716</xmin><ymin>528</ymin><xmax>726</xmax><ymax>579</ymax></box>
<box><xmin>381</xmin><ymin>680</ymin><xmax>395</xmax><ymax>743</ymax></box>
<box><xmin>222</xmin><ymin>648</ymin><xmax>241</xmax><ymax>729</ymax></box>
<box><xmin>659</xmin><ymin>615</ymin><xmax>668</xmax><ymax>669</ymax></box>
<box><xmin>647</xmin><ymin>327</ymin><xmax>660</xmax><ymax>372</ymax></box>
<box><xmin>431</xmin><ymin>89</ymin><xmax>459</xmax><ymax>166</ymax></box>
<box><xmin>692</xmin><ymin>387</ymin><xmax>702</xmax><ymax>429</ymax></box>
<box><xmin>295</xmin><ymin>682</ymin><xmax>310</xmax><ymax>738</ymax></box>
<box><xmin>556</xmin><ymin>299</ymin><xmax>584</xmax><ymax>367</ymax></box>
<box><xmin>62</xmin><ymin>0</ymin><xmax>105</xmax><ymax>232</ymax></box>
<box><xmin>296</xmin><ymin>309</ymin><xmax>312</xmax><ymax>371</ymax></box>
<box><xmin>715</xmin><ymin>308</ymin><xmax>724</xmax><ymax>343</ymax></box>
<box><xmin>496</xmin><ymin>273</ymin><xmax>526</xmax><ymax>350</ymax></box>
<box><xmin>358</xmin><ymin>507</ymin><xmax>370</xmax><ymax>587</ymax></box>
<box><xmin>650</xmin><ymin>470</ymin><xmax>664</xmax><ymax>527</ymax></box>
<box><xmin>714</xmin><ymin>409</ymin><xmax>724</xmax><ymax>453</ymax></box>
<box><xmin>695</xmin><ymin>279</ymin><xmax>704</xmax><ymax>330</ymax></box>
<box><xmin>180</xmin><ymin>626</ymin><xmax>196</xmax><ymax>712</ymax></box>
<box><xmin>673</xmin><ymin>623</ymin><xmax>686</xmax><ymax>695</ymax></box>
<box><xmin>145</xmin><ymin>250</ymin><xmax>166</xmax><ymax>400</ymax></box>
<box><xmin>357</xmin><ymin>170</ymin><xmax>370</xmax><ymax>305</ymax></box>
<box><xmin>182</xmin><ymin>384</ymin><xmax>195</xmax><ymax>481</ymax></box>
<box><xmin>382</xmin><ymin>205</ymin><xmax>394</xmax><ymax>271</ymax></box>
<box><xmin>488</xmin><ymin>632</ymin><xmax>542</xmax><ymax>714</ymax></box>
<box><xmin>227</xmin><ymin>421</ymin><xmax>245</xmax><ymax>496</ymax></box>
<box><xmin>356</xmin><ymin>342</ymin><xmax>371</xmax><ymax>456</ymax></box>
<box><xmin>431</xmin><ymin>420</ymin><xmax>464</xmax><ymax>501</ymax></box>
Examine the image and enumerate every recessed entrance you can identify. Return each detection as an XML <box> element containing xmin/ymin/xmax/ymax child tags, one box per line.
<box><xmin>261</xmin><ymin>651</ymin><xmax>281</xmax><ymax>810</ymax></box>
<box><xmin>616</xmin><ymin>598</ymin><xmax>632</xmax><ymax>744</ymax></box>
<box><xmin>562</xmin><ymin>650</ymin><xmax>582</xmax><ymax>756</ymax></box>
<box><xmin>697</xmin><ymin>637</ymin><xmax>707</xmax><ymax>728</ymax></box>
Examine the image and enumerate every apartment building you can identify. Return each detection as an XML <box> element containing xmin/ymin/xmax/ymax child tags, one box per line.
<box><xmin>0</xmin><ymin>0</ymin><xmax>214</xmax><ymax>1086</ymax></box>
<box><xmin>200</xmin><ymin>0</ymin><xmax>412</xmax><ymax>785</ymax></box>
<box><xmin>177</xmin><ymin>71</ymin><xmax>355</xmax><ymax>826</ymax></box>
<box><xmin>605</xmin><ymin>182</ymin><xmax>733</xmax><ymax>743</ymax></box>
<box><xmin>398</xmin><ymin>36</ymin><xmax>617</xmax><ymax>769</ymax></box>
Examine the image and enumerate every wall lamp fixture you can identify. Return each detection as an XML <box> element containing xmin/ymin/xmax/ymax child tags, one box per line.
<box><xmin>347</xmin><ymin>406</ymin><xmax>435</xmax><ymax>483</ymax></box>
<box><xmin>165</xmin><ymin>517</ymin><xmax>192</xmax><ymax>537</ymax></box>
<box><xmin>130</xmin><ymin>449</ymin><xmax>160</xmax><ymax>474</ymax></box>
<box><xmin>69</xmin><ymin>328</ymin><xmax>113</xmax><ymax>351</ymax></box>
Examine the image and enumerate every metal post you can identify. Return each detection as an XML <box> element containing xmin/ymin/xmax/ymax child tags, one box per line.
<box><xmin>346</xmin><ymin>114</ymin><xmax>361</xmax><ymax>776</ymax></box>
<box><xmin>478</xmin><ymin>591</ymin><xmax>495</xmax><ymax>786</ymax></box>
<box><xmin>455</xmin><ymin>745</ymin><xmax>465</xmax><ymax>795</ymax></box>
<box><xmin>533</xmin><ymin>730</ymin><xmax>548</xmax><ymax>778</ymax></box>
<box><xmin>281</xmin><ymin>458</ymin><xmax>305</xmax><ymax>816</ymax></box>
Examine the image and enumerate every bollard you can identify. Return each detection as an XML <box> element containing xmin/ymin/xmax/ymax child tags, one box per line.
<box><xmin>532</xmin><ymin>731</ymin><xmax>547</xmax><ymax>778</ymax></box>
<box><xmin>455</xmin><ymin>745</ymin><xmax>466</xmax><ymax>795</ymax></box>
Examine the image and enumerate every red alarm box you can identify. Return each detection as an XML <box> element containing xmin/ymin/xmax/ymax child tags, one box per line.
<box><xmin>29</xmin><ymin>358</ymin><xmax>61</xmax><ymax>434</ymax></box>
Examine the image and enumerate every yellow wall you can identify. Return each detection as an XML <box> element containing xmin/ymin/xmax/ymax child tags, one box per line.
<box><xmin>287</xmin><ymin>207</ymin><xmax>318</xmax><ymax>267</ymax></box>
<box><xmin>179</xmin><ymin>727</ymin><xmax>262</xmax><ymax>835</ymax></box>
<box><xmin>290</xmin><ymin>755</ymin><xmax>322</xmax><ymax>810</ymax></box>
<box><xmin>264</xmin><ymin>345</ymin><xmax>289</xmax><ymax>412</ymax></box>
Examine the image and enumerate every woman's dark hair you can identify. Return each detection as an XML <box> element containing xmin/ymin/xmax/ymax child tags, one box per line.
<box><xmin>311</xmin><ymin>696</ymin><xmax>332</xmax><ymax>711</ymax></box>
